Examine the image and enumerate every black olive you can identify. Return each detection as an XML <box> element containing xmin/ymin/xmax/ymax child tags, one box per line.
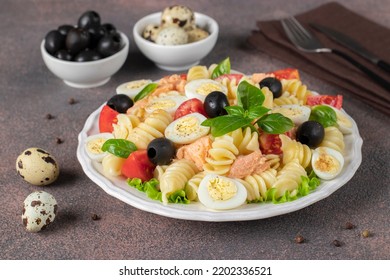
<box><xmin>147</xmin><ymin>138</ymin><xmax>176</xmax><ymax>165</ymax></box>
<box><xmin>101</xmin><ymin>23</ymin><xmax>117</xmax><ymax>35</ymax></box>
<box><xmin>66</xmin><ymin>27</ymin><xmax>90</xmax><ymax>55</ymax></box>
<box><xmin>88</xmin><ymin>26</ymin><xmax>105</xmax><ymax>48</ymax></box>
<box><xmin>97</xmin><ymin>33</ymin><xmax>122</xmax><ymax>57</ymax></box>
<box><xmin>74</xmin><ymin>49</ymin><xmax>102</xmax><ymax>62</ymax></box>
<box><xmin>54</xmin><ymin>49</ymin><xmax>73</xmax><ymax>61</ymax></box>
<box><xmin>44</xmin><ymin>30</ymin><xmax>65</xmax><ymax>55</ymax></box>
<box><xmin>204</xmin><ymin>91</ymin><xmax>229</xmax><ymax>118</ymax></box>
<box><xmin>78</xmin><ymin>11</ymin><xmax>101</xmax><ymax>29</ymax></box>
<box><xmin>259</xmin><ymin>77</ymin><xmax>283</xmax><ymax>98</ymax></box>
<box><xmin>107</xmin><ymin>94</ymin><xmax>133</xmax><ymax>113</ymax></box>
<box><xmin>296</xmin><ymin>121</ymin><xmax>325</xmax><ymax>148</ymax></box>
<box><xmin>57</xmin><ymin>25</ymin><xmax>73</xmax><ymax>37</ymax></box>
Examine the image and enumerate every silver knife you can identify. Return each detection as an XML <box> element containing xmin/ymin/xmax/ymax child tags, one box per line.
<box><xmin>310</xmin><ymin>23</ymin><xmax>390</xmax><ymax>73</ymax></box>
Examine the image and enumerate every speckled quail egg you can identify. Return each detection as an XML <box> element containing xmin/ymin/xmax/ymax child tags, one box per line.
<box><xmin>198</xmin><ymin>174</ymin><xmax>247</xmax><ymax>210</ymax></box>
<box><xmin>142</xmin><ymin>24</ymin><xmax>162</xmax><ymax>42</ymax></box>
<box><xmin>187</xmin><ymin>27</ymin><xmax>209</xmax><ymax>43</ymax></box>
<box><xmin>22</xmin><ymin>191</ymin><xmax>58</xmax><ymax>232</ymax></box>
<box><xmin>161</xmin><ymin>5</ymin><xmax>195</xmax><ymax>31</ymax></box>
<box><xmin>184</xmin><ymin>79</ymin><xmax>228</xmax><ymax>102</ymax></box>
<box><xmin>116</xmin><ymin>79</ymin><xmax>153</xmax><ymax>99</ymax></box>
<box><xmin>16</xmin><ymin>148</ymin><xmax>59</xmax><ymax>186</ymax></box>
<box><xmin>164</xmin><ymin>112</ymin><xmax>209</xmax><ymax>144</ymax></box>
<box><xmin>155</xmin><ymin>26</ymin><xmax>189</xmax><ymax>45</ymax></box>
<box><xmin>312</xmin><ymin>147</ymin><xmax>345</xmax><ymax>180</ymax></box>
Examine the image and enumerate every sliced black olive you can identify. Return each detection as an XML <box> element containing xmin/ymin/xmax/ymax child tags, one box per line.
<box><xmin>44</xmin><ymin>30</ymin><xmax>65</xmax><ymax>55</ymax></box>
<box><xmin>78</xmin><ymin>11</ymin><xmax>101</xmax><ymax>29</ymax></box>
<box><xmin>66</xmin><ymin>27</ymin><xmax>90</xmax><ymax>55</ymax></box>
<box><xmin>54</xmin><ymin>49</ymin><xmax>73</xmax><ymax>61</ymax></box>
<box><xmin>97</xmin><ymin>33</ymin><xmax>122</xmax><ymax>57</ymax></box>
<box><xmin>204</xmin><ymin>91</ymin><xmax>229</xmax><ymax>118</ymax></box>
<box><xmin>147</xmin><ymin>138</ymin><xmax>176</xmax><ymax>165</ymax></box>
<box><xmin>259</xmin><ymin>77</ymin><xmax>283</xmax><ymax>98</ymax></box>
<box><xmin>74</xmin><ymin>49</ymin><xmax>102</xmax><ymax>62</ymax></box>
<box><xmin>296</xmin><ymin>121</ymin><xmax>325</xmax><ymax>148</ymax></box>
<box><xmin>107</xmin><ymin>94</ymin><xmax>133</xmax><ymax>113</ymax></box>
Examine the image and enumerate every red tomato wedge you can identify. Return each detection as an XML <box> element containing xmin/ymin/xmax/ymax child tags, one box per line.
<box><xmin>99</xmin><ymin>105</ymin><xmax>118</xmax><ymax>133</ymax></box>
<box><xmin>306</xmin><ymin>94</ymin><xmax>343</xmax><ymax>109</ymax></box>
<box><xmin>174</xmin><ymin>98</ymin><xmax>207</xmax><ymax>120</ymax></box>
<box><xmin>259</xmin><ymin>133</ymin><xmax>283</xmax><ymax>155</ymax></box>
<box><xmin>270</xmin><ymin>68</ymin><xmax>300</xmax><ymax>80</ymax></box>
<box><xmin>214</xmin><ymin>73</ymin><xmax>244</xmax><ymax>84</ymax></box>
<box><xmin>121</xmin><ymin>150</ymin><xmax>156</xmax><ymax>182</ymax></box>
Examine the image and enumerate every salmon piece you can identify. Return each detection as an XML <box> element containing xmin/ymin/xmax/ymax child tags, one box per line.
<box><xmin>159</xmin><ymin>74</ymin><xmax>186</xmax><ymax>93</ymax></box>
<box><xmin>228</xmin><ymin>150</ymin><xmax>270</xmax><ymax>179</ymax></box>
<box><xmin>251</xmin><ymin>73</ymin><xmax>275</xmax><ymax>84</ymax></box>
<box><xmin>176</xmin><ymin>136</ymin><xmax>212</xmax><ymax>170</ymax></box>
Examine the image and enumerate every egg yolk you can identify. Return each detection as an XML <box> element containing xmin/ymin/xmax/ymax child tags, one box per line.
<box><xmin>196</xmin><ymin>83</ymin><xmax>222</xmax><ymax>95</ymax></box>
<box><xmin>148</xmin><ymin>99</ymin><xmax>176</xmax><ymax>111</ymax></box>
<box><xmin>87</xmin><ymin>139</ymin><xmax>106</xmax><ymax>154</ymax></box>
<box><xmin>314</xmin><ymin>152</ymin><xmax>340</xmax><ymax>175</ymax></box>
<box><xmin>207</xmin><ymin>177</ymin><xmax>237</xmax><ymax>201</ymax></box>
<box><xmin>174</xmin><ymin>116</ymin><xmax>199</xmax><ymax>136</ymax></box>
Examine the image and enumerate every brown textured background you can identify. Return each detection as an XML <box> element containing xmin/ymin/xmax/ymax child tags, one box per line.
<box><xmin>0</xmin><ymin>0</ymin><xmax>389</xmax><ymax>260</ymax></box>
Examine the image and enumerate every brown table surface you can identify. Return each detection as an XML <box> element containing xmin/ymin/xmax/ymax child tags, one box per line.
<box><xmin>1</xmin><ymin>0</ymin><xmax>389</xmax><ymax>260</ymax></box>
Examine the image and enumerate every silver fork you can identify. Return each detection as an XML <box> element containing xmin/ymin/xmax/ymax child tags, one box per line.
<box><xmin>281</xmin><ymin>17</ymin><xmax>390</xmax><ymax>91</ymax></box>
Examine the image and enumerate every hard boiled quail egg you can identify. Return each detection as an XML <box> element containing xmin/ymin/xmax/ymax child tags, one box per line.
<box><xmin>184</xmin><ymin>79</ymin><xmax>227</xmax><ymax>102</ymax></box>
<box><xmin>22</xmin><ymin>191</ymin><xmax>58</xmax><ymax>232</ymax></box>
<box><xmin>198</xmin><ymin>174</ymin><xmax>247</xmax><ymax>210</ymax></box>
<box><xmin>164</xmin><ymin>112</ymin><xmax>209</xmax><ymax>144</ymax></box>
<box><xmin>312</xmin><ymin>147</ymin><xmax>344</xmax><ymax>180</ymax></box>
<box><xmin>116</xmin><ymin>79</ymin><xmax>153</xmax><ymax>99</ymax></box>
<box><xmin>324</xmin><ymin>105</ymin><xmax>353</xmax><ymax>134</ymax></box>
<box><xmin>16</xmin><ymin>148</ymin><xmax>59</xmax><ymax>186</ymax></box>
<box><xmin>145</xmin><ymin>95</ymin><xmax>188</xmax><ymax>115</ymax></box>
<box><xmin>85</xmin><ymin>132</ymin><xmax>114</xmax><ymax>162</ymax></box>
<box><xmin>271</xmin><ymin>104</ymin><xmax>311</xmax><ymax>126</ymax></box>
<box><xmin>155</xmin><ymin>26</ymin><xmax>188</xmax><ymax>45</ymax></box>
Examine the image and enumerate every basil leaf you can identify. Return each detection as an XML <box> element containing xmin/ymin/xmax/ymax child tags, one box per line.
<box><xmin>237</xmin><ymin>81</ymin><xmax>265</xmax><ymax>111</ymax></box>
<box><xmin>257</xmin><ymin>113</ymin><xmax>293</xmax><ymax>134</ymax></box>
<box><xmin>133</xmin><ymin>83</ymin><xmax>158</xmax><ymax>102</ymax></box>
<box><xmin>202</xmin><ymin>115</ymin><xmax>252</xmax><ymax>137</ymax></box>
<box><xmin>309</xmin><ymin>105</ymin><xmax>337</xmax><ymax>128</ymax></box>
<box><xmin>247</xmin><ymin>106</ymin><xmax>270</xmax><ymax>120</ymax></box>
<box><xmin>211</xmin><ymin>57</ymin><xmax>231</xmax><ymax>79</ymax></box>
<box><xmin>101</xmin><ymin>139</ymin><xmax>137</xmax><ymax>158</ymax></box>
<box><xmin>225</xmin><ymin>105</ymin><xmax>245</xmax><ymax>116</ymax></box>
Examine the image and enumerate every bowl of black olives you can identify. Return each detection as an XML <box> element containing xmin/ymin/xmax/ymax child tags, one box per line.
<box><xmin>41</xmin><ymin>11</ymin><xmax>129</xmax><ymax>88</ymax></box>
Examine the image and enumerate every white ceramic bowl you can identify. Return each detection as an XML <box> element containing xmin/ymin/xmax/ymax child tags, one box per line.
<box><xmin>41</xmin><ymin>32</ymin><xmax>129</xmax><ymax>88</ymax></box>
<box><xmin>133</xmin><ymin>12</ymin><xmax>218</xmax><ymax>71</ymax></box>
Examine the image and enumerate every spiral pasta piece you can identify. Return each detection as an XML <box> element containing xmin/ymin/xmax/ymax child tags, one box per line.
<box><xmin>185</xmin><ymin>171</ymin><xmax>206</xmax><ymax>201</ymax></box>
<box><xmin>271</xmin><ymin>160</ymin><xmax>307</xmax><ymax>198</ymax></box>
<box><xmin>219</xmin><ymin>76</ymin><xmax>239</xmax><ymax>105</ymax></box>
<box><xmin>187</xmin><ymin>65</ymin><xmax>210</xmax><ymax>81</ymax></box>
<box><xmin>153</xmin><ymin>165</ymin><xmax>169</xmax><ymax>182</ymax></box>
<box><xmin>281</xmin><ymin>79</ymin><xmax>312</xmax><ymax>104</ymax></box>
<box><xmin>228</xmin><ymin>127</ymin><xmax>260</xmax><ymax>155</ymax></box>
<box><xmin>126</xmin><ymin>109</ymin><xmax>172</xmax><ymax>149</ymax></box>
<box><xmin>160</xmin><ymin>159</ymin><xmax>199</xmax><ymax>204</ymax></box>
<box><xmin>319</xmin><ymin>126</ymin><xmax>345</xmax><ymax>153</ymax></box>
<box><xmin>203</xmin><ymin>135</ymin><xmax>239</xmax><ymax>175</ymax></box>
<box><xmin>101</xmin><ymin>154</ymin><xmax>126</xmax><ymax>177</ymax></box>
<box><xmin>273</xmin><ymin>92</ymin><xmax>302</xmax><ymax>106</ymax></box>
<box><xmin>280</xmin><ymin>134</ymin><xmax>312</xmax><ymax>168</ymax></box>
<box><xmin>112</xmin><ymin>114</ymin><xmax>140</xmax><ymax>139</ymax></box>
<box><xmin>264</xmin><ymin>154</ymin><xmax>281</xmax><ymax>171</ymax></box>
<box><xmin>260</xmin><ymin>86</ymin><xmax>274</xmax><ymax>109</ymax></box>
<box><xmin>238</xmin><ymin>169</ymin><xmax>277</xmax><ymax>202</ymax></box>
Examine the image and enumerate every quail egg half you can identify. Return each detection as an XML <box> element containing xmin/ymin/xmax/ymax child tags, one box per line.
<box><xmin>16</xmin><ymin>148</ymin><xmax>59</xmax><ymax>186</ymax></box>
<box><xmin>312</xmin><ymin>147</ymin><xmax>345</xmax><ymax>180</ymax></box>
<box><xmin>22</xmin><ymin>191</ymin><xmax>58</xmax><ymax>232</ymax></box>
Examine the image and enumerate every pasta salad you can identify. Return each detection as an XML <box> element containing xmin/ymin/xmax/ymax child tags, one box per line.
<box><xmin>84</xmin><ymin>57</ymin><xmax>352</xmax><ymax>211</ymax></box>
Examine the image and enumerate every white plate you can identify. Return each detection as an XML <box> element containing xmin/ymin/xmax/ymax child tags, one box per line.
<box><xmin>77</xmin><ymin>103</ymin><xmax>362</xmax><ymax>222</ymax></box>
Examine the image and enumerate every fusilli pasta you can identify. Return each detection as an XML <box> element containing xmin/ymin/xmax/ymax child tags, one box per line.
<box><xmin>280</xmin><ymin>134</ymin><xmax>312</xmax><ymax>168</ymax></box>
<box><xmin>319</xmin><ymin>126</ymin><xmax>345</xmax><ymax>153</ymax></box>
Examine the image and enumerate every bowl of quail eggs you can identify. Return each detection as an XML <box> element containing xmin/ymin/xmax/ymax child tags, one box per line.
<box><xmin>41</xmin><ymin>11</ymin><xmax>129</xmax><ymax>88</ymax></box>
<box><xmin>133</xmin><ymin>5</ymin><xmax>218</xmax><ymax>71</ymax></box>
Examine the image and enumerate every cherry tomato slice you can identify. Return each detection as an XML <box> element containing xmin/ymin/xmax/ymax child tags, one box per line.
<box><xmin>270</xmin><ymin>68</ymin><xmax>300</xmax><ymax>80</ymax></box>
<box><xmin>306</xmin><ymin>94</ymin><xmax>343</xmax><ymax>109</ymax></box>
<box><xmin>259</xmin><ymin>133</ymin><xmax>283</xmax><ymax>155</ymax></box>
<box><xmin>174</xmin><ymin>98</ymin><xmax>207</xmax><ymax>120</ymax></box>
<box><xmin>121</xmin><ymin>150</ymin><xmax>156</xmax><ymax>182</ymax></box>
<box><xmin>99</xmin><ymin>105</ymin><xmax>118</xmax><ymax>133</ymax></box>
